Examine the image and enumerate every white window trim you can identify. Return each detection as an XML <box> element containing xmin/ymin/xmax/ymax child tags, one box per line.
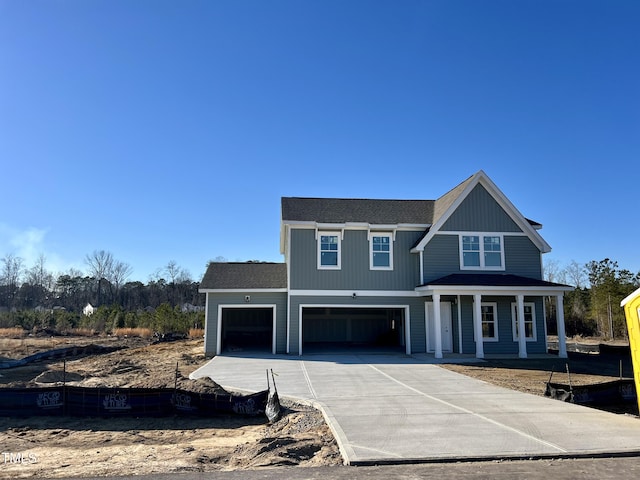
<box><xmin>511</xmin><ymin>302</ymin><xmax>537</xmax><ymax>342</ymax></box>
<box><xmin>481</xmin><ymin>302</ymin><xmax>499</xmax><ymax>342</ymax></box>
<box><xmin>317</xmin><ymin>231</ymin><xmax>341</xmax><ymax>270</ymax></box>
<box><xmin>459</xmin><ymin>233</ymin><xmax>506</xmax><ymax>271</ymax></box>
<box><xmin>369</xmin><ymin>232</ymin><xmax>393</xmax><ymax>271</ymax></box>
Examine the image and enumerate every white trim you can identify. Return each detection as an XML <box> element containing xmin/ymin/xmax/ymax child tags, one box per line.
<box><xmin>199</xmin><ymin>288</ymin><xmax>287</xmax><ymax>293</ymax></box>
<box><xmin>459</xmin><ymin>233</ymin><xmax>506</xmax><ymax>271</ymax></box>
<box><xmin>416</xmin><ymin>285</ymin><xmax>572</xmax><ymax>296</ymax></box>
<box><xmin>410</xmin><ymin>170</ymin><xmax>552</xmax><ymax>254</ymax></box>
<box><xmin>369</xmin><ymin>232</ymin><xmax>394</xmax><ymax>271</ymax></box>
<box><xmin>317</xmin><ymin>231</ymin><xmax>342</xmax><ymax>270</ymax></box>
<box><xmin>290</xmin><ymin>289</ymin><xmax>418</xmax><ymax>297</ymax></box>
<box><xmin>204</xmin><ymin>292</ymin><xmax>210</xmax><ymax>355</ymax></box>
<box><xmin>282</xmin><ymin>220</ymin><xmax>430</xmax><ymax>231</ymax></box>
<box><xmin>286</xmin><ymin>226</ymin><xmax>292</xmax><ymax>354</ymax></box>
<box><xmin>297</xmin><ymin>303</ymin><xmax>411</xmax><ymax>356</ymax></box>
<box><xmin>216</xmin><ymin>304</ymin><xmax>277</xmax><ymax>356</ymax></box>
<box><xmin>456</xmin><ymin>295</ymin><xmax>463</xmax><ymax>354</ymax></box>
<box><xmin>510</xmin><ymin>301</ymin><xmax>537</xmax><ymax>342</ymax></box>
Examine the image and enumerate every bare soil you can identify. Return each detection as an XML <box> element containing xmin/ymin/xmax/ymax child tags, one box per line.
<box><xmin>0</xmin><ymin>335</ymin><xmax>637</xmax><ymax>478</ymax></box>
<box><xmin>0</xmin><ymin>335</ymin><xmax>341</xmax><ymax>478</ymax></box>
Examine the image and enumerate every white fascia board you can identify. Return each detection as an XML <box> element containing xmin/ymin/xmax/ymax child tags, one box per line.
<box><xmin>416</xmin><ymin>285</ymin><xmax>573</xmax><ymax>296</ymax></box>
<box><xmin>283</xmin><ymin>220</ymin><xmax>429</xmax><ymax>231</ymax></box>
<box><xmin>290</xmin><ymin>289</ymin><xmax>419</xmax><ymax>297</ymax></box>
<box><xmin>411</xmin><ymin>171</ymin><xmax>552</xmax><ymax>254</ymax></box>
<box><xmin>199</xmin><ymin>288</ymin><xmax>288</xmax><ymax>293</ymax></box>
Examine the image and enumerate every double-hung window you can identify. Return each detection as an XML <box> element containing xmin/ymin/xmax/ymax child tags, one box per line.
<box><xmin>511</xmin><ymin>302</ymin><xmax>537</xmax><ymax>341</ymax></box>
<box><xmin>370</xmin><ymin>233</ymin><xmax>393</xmax><ymax>270</ymax></box>
<box><xmin>318</xmin><ymin>232</ymin><xmax>341</xmax><ymax>269</ymax></box>
<box><xmin>460</xmin><ymin>234</ymin><xmax>504</xmax><ymax>270</ymax></box>
<box><xmin>481</xmin><ymin>302</ymin><xmax>499</xmax><ymax>341</ymax></box>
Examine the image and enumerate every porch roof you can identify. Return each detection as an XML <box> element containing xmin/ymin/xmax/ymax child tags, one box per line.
<box><xmin>416</xmin><ymin>273</ymin><xmax>573</xmax><ymax>295</ymax></box>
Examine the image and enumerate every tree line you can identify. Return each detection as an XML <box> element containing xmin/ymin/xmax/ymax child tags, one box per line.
<box><xmin>545</xmin><ymin>258</ymin><xmax>640</xmax><ymax>339</ymax></box>
<box><xmin>0</xmin><ymin>250</ymin><xmax>206</xmax><ymax>334</ymax></box>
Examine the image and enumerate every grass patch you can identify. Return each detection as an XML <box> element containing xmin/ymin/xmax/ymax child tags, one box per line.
<box><xmin>113</xmin><ymin>327</ymin><xmax>154</xmax><ymax>338</ymax></box>
<box><xmin>0</xmin><ymin>327</ymin><xmax>26</xmax><ymax>338</ymax></box>
<box><xmin>188</xmin><ymin>328</ymin><xmax>204</xmax><ymax>338</ymax></box>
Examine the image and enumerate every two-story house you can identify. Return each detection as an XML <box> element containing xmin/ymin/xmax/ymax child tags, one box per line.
<box><xmin>200</xmin><ymin>170</ymin><xmax>572</xmax><ymax>359</ymax></box>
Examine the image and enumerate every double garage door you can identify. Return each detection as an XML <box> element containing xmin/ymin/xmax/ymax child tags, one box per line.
<box><xmin>302</xmin><ymin>307</ymin><xmax>406</xmax><ymax>354</ymax></box>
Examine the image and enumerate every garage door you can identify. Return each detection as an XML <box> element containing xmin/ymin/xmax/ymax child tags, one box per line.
<box><xmin>221</xmin><ymin>307</ymin><xmax>274</xmax><ymax>353</ymax></box>
<box><xmin>302</xmin><ymin>307</ymin><xmax>406</xmax><ymax>353</ymax></box>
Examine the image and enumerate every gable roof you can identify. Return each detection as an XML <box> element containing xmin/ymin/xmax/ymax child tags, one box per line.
<box><xmin>411</xmin><ymin>170</ymin><xmax>552</xmax><ymax>254</ymax></box>
<box><xmin>200</xmin><ymin>262</ymin><xmax>287</xmax><ymax>290</ymax></box>
<box><xmin>281</xmin><ymin>197</ymin><xmax>434</xmax><ymax>225</ymax></box>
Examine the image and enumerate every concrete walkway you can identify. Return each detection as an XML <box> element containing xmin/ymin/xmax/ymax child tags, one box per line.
<box><xmin>190</xmin><ymin>353</ymin><xmax>640</xmax><ymax>465</ymax></box>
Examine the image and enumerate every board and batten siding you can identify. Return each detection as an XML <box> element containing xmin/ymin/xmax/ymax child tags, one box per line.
<box><xmin>288</xmin><ymin>295</ymin><xmax>427</xmax><ymax>355</ymax></box>
<box><xmin>440</xmin><ymin>184</ymin><xmax>522</xmax><ymax>232</ymax></box>
<box><xmin>458</xmin><ymin>296</ymin><xmax>547</xmax><ymax>355</ymax></box>
<box><xmin>204</xmin><ymin>291</ymin><xmax>288</xmax><ymax>356</ymax></box>
<box><xmin>422</xmin><ymin>235</ymin><xmax>543</xmax><ymax>283</ymax></box>
<box><xmin>289</xmin><ymin>229</ymin><xmax>422</xmax><ymax>291</ymax></box>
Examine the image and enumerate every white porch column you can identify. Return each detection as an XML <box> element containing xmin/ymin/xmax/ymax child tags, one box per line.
<box><xmin>433</xmin><ymin>293</ymin><xmax>443</xmax><ymax>359</ymax></box>
<box><xmin>556</xmin><ymin>294</ymin><xmax>568</xmax><ymax>358</ymax></box>
<box><xmin>516</xmin><ymin>294</ymin><xmax>527</xmax><ymax>359</ymax></box>
<box><xmin>473</xmin><ymin>294</ymin><xmax>484</xmax><ymax>359</ymax></box>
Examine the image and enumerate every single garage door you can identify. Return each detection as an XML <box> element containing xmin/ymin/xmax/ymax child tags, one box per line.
<box><xmin>221</xmin><ymin>307</ymin><xmax>274</xmax><ymax>353</ymax></box>
<box><xmin>302</xmin><ymin>307</ymin><xmax>406</xmax><ymax>353</ymax></box>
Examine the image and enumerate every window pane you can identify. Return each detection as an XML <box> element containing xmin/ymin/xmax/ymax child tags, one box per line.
<box><xmin>482</xmin><ymin>322</ymin><xmax>495</xmax><ymax>338</ymax></box>
<box><xmin>463</xmin><ymin>251</ymin><xmax>480</xmax><ymax>266</ymax></box>
<box><xmin>373</xmin><ymin>252</ymin><xmax>390</xmax><ymax>267</ymax></box>
<box><xmin>484</xmin><ymin>236</ymin><xmax>501</xmax><ymax>251</ymax></box>
<box><xmin>463</xmin><ymin>236</ymin><xmax>479</xmax><ymax>251</ymax></box>
<box><xmin>484</xmin><ymin>252</ymin><xmax>501</xmax><ymax>267</ymax></box>
<box><xmin>321</xmin><ymin>252</ymin><xmax>338</xmax><ymax>266</ymax></box>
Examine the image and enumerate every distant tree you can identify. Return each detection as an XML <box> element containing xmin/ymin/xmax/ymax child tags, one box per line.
<box><xmin>0</xmin><ymin>253</ymin><xmax>24</xmax><ymax>308</ymax></box>
<box><xmin>85</xmin><ymin>250</ymin><xmax>114</xmax><ymax>305</ymax></box>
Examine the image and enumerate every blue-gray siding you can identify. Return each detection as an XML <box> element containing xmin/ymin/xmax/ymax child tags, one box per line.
<box><xmin>423</xmin><ymin>234</ymin><xmax>542</xmax><ymax>283</ymax></box>
<box><xmin>205</xmin><ymin>291</ymin><xmax>288</xmax><ymax>356</ymax></box>
<box><xmin>441</xmin><ymin>184</ymin><xmax>522</xmax><ymax>232</ymax></box>
<box><xmin>289</xmin><ymin>229</ymin><xmax>423</xmax><ymax>290</ymax></box>
<box><xmin>459</xmin><ymin>296</ymin><xmax>546</xmax><ymax>355</ymax></box>
<box><xmin>288</xmin><ymin>295</ymin><xmax>427</xmax><ymax>355</ymax></box>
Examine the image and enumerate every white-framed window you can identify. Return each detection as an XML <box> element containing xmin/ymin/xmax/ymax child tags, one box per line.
<box><xmin>511</xmin><ymin>302</ymin><xmax>537</xmax><ymax>342</ymax></box>
<box><xmin>370</xmin><ymin>233</ymin><xmax>393</xmax><ymax>270</ymax></box>
<box><xmin>460</xmin><ymin>234</ymin><xmax>505</xmax><ymax>270</ymax></box>
<box><xmin>481</xmin><ymin>302</ymin><xmax>499</xmax><ymax>341</ymax></box>
<box><xmin>318</xmin><ymin>232</ymin><xmax>341</xmax><ymax>269</ymax></box>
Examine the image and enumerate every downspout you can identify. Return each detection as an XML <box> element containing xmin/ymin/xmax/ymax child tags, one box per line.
<box><xmin>286</xmin><ymin>225</ymin><xmax>291</xmax><ymax>354</ymax></box>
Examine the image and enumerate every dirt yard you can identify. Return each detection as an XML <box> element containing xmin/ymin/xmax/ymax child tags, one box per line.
<box><xmin>0</xmin><ymin>334</ymin><xmax>637</xmax><ymax>479</ymax></box>
<box><xmin>0</xmin><ymin>335</ymin><xmax>341</xmax><ymax>479</ymax></box>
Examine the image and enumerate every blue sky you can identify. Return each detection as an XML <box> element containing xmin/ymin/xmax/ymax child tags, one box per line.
<box><xmin>1</xmin><ymin>0</ymin><xmax>638</xmax><ymax>283</ymax></box>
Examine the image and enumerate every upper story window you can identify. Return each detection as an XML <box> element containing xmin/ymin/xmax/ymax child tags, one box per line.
<box><xmin>370</xmin><ymin>233</ymin><xmax>393</xmax><ymax>270</ymax></box>
<box><xmin>460</xmin><ymin>234</ymin><xmax>504</xmax><ymax>270</ymax></box>
<box><xmin>318</xmin><ymin>232</ymin><xmax>341</xmax><ymax>269</ymax></box>
<box><xmin>511</xmin><ymin>302</ymin><xmax>537</xmax><ymax>341</ymax></box>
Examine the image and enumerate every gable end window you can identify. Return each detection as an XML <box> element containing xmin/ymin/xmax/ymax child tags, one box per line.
<box><xmin>511</xmin><ymin>302</ymin><xmax>537</xmax><ymax>342</ymax></box>
<box><xmin>318</xmin><ymin>232</ymin><xmax>341</xmax><ymax>269</ymax></box>
<box><xmin>460</xmin><ymin>234</ymin><xmax>505</xmax><ymax>270</ymax></box>
<box><xmin>370</xmin><ymin>233</ymin><xmax>393</xmax><ymax>270</ymax></box>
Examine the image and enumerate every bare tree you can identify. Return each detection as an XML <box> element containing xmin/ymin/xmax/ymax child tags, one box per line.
<box><xmin>564</xmin><ymin>260</ymin><xmax>586</xmax><ymax>288</ymax></box>
<box><xmin>85</xmin><ymin>250</ymin><xmax>114</xmax><ymax>305</ymax></box>
<box><xmin>1</xmin><ymin>253</ymin><xmax>24</xmax><ymax>308</ymax></box>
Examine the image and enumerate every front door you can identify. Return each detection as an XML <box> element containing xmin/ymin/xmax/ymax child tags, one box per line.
<box><xmin>426</xmin><ymin>301</ymin><xmax>453</xmax><ymax>353</ymax></box>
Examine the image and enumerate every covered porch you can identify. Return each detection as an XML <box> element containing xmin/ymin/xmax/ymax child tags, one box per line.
<box><xmin>416</xmin><ymin>274</ymin><xmax>574</xmax><ymax>360</ymax></box>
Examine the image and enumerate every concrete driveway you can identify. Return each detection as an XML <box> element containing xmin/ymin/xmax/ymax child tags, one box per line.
<box><xmin>190</xmin><ymin>353</ymin><xmax>640</xmax><ymax>465</ymax></box>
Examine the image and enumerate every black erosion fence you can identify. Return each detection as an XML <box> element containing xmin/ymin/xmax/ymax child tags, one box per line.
<box><xmin>0</xmin><ymin>385</ymin><xmax>274</xmax><ymax>419</ymax></box>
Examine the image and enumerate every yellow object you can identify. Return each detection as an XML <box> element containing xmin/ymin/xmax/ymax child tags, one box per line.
<box><xmin>622</xmin><ymin>287</ymin><xmax>640</xmax><ymax>413</ymax></box>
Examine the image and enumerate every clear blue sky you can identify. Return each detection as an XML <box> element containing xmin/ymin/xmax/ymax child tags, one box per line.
<box><xmin>1</xmin><ymin>0</ymin><xmax>638</xmax><ymax>283</ymax></box>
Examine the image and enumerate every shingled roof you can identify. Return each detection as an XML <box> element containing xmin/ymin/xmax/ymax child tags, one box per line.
<box><xmin>200</xmin><ymin>262</ymin><xmax>287</xmax><ymax>290</ymax></box>
<box><xmin>281</xmin><ymin>197</ymin><xmax>435</xmax><ymax>224</ymax></box>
